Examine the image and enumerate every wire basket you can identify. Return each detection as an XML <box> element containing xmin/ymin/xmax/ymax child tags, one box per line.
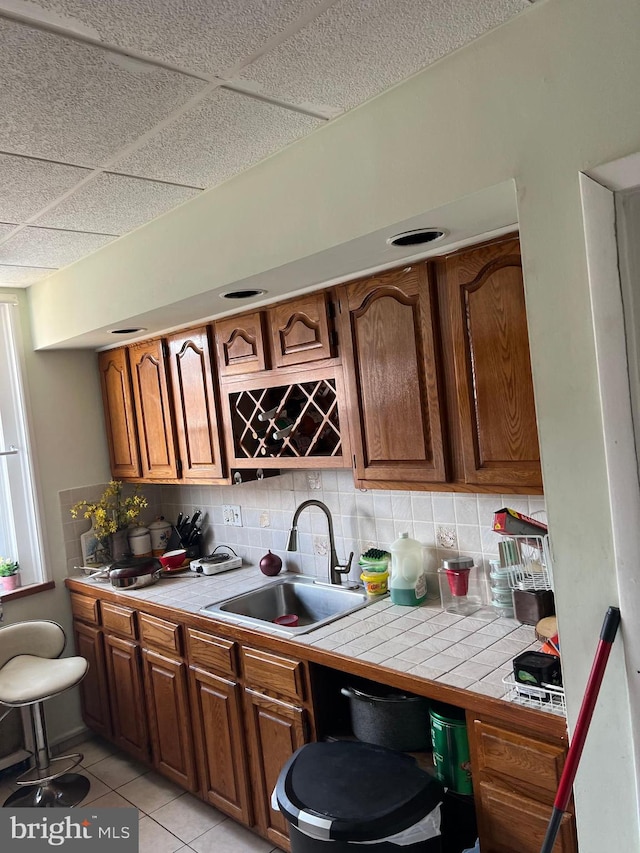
<box><xmin>502</xmin><ymin>674</ymin><xmax>566</xmax><ymax>717</ymax></box>
<box><xmin>500</xmin><ymin>534</ymin><xmax>553</xmax><ymax>591</ymax></box>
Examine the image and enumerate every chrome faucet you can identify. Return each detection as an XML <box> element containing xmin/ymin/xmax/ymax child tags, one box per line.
<box><xmin>286</xmin><ymin>499</ymin><xmax>354</xmax><ymax>586</ymax></box>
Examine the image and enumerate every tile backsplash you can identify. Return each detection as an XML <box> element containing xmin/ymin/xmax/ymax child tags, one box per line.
<box><xmin>61</xmin><ymin>470</ymin><xmax>545</xmax><ymax>592</ymax></box>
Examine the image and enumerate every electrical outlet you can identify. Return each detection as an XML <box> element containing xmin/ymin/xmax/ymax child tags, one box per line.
<box><xmin>259</xmin><ymin>511</ymin><xmax>270</xmax><ymax>528</ymax></box>
<box><xmin>307</xmin><ymin>471</ymin><xmax>321</xmax><ymax>491</ymax></box>
<box><xmin>222</xmin><ymin>505</ymin><xmax>243</xmax><ymax>526</ymax></box>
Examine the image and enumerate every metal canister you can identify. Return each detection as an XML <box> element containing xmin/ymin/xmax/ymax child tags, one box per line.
<box><xmin>429</xmin><ymin>704</ymin><xmax>473</xmax><ymax>795</ymax></box>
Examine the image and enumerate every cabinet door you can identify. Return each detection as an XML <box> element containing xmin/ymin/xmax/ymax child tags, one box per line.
<box><xmin>166</xmin><ymin>327</ymin><xmax>226</xmax><ymax>481</ymax></box>
<box><xmin>73</xmin><ymin>621</ymin><xmax>111</xmax><ymax>739</ymax></box>
<box><xmin>337</xmin><ymin>264</ymin><xmax>447</xmax><ymax>485</ymax></box>
<box><xmin>103</xmin><ymin>634</ymin><xmax>149</xmax><ymax>763</ymax></box>
<box><xmin>215</xmin><ymin>312</ymin><xmax>268</xmax><ymax>377</ymax></box>
<box><xmin>98</xmin><ymin>348</ymin><xmax>141</xmax><ymax>479</ymax></box>
<box><xmin>440</xmin><ymin>238</ymin><xmax>542</xmax><ymax>490</ymax></box>
<box><xmin>269</xmin><ymin>292</ymin><xmax>334</xmax><ymax>369</ymax></box>
<box><xmin>129</xmin><ymin>339</ymin><xmax>179</xmax><ymax>479</ymax></box>
<box><xmin>244</xmin><ymin>689</ymin><xmax>308</xmax><ymax>849</ymax></box>
<box><xmin>189</xmin><ymin>667</ymin><xmax>252</xmax><ymax>824</ymax></box>
<box><xmin>142</xmin><ymin>648</ymin><xmax>198</xmax><ymax>791</ymax></box>
<box><xmin>476</xmin><ymin>781</ymin><xmax>576</xmax><ymax>853</ymax></box>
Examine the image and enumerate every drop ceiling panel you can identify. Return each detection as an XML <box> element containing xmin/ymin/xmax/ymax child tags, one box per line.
<box><xmin>0</xmin><ymin>154</ymin><xmax>91</xmax><ymax>222</ymax></box>
<box><xmin>18</xmin><ymin>0</ymin><xmax>327</xmax><ymax>76</ymax></box>
<box><xmin>238</xmin><ymin>0</ymin><xmax>530</xmax><ymax>110</ymax></box>
<box><xmin>36</xmin><ymin>174</ymin><xmax>201</xmax><ymax>235</ymax></box>
<box><xmin>0</xmin><ymin>227</ymin><xmax>115</xmax><ymax>268</ymax></box>
<box><xmin>0</xmin><ymin>265</ymin><xmax>54</xmax><ymax>286</ymax></box>
<box><xmin>0</xmin><ymin>224</ymin><xmax>18</xmax><ymax>240</ymax></box>
<box><xmin>112</xmin><ymin>89</ymin><xmax>324</xmax><ymax>189</ymax></box>
<box><xmin>0</xmin><ymin>17</ymin><xmax>206</xmax><ymax>165</ymax></box>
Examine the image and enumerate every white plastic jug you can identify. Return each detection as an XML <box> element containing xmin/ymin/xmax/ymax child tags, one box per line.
<box><xmin>389</xmin><ymin>533</ymin><xmax>427</xmax><ymax>606</ymax></box>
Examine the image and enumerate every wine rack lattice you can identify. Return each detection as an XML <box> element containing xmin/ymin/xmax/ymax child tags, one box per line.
<box><xmin>230</xmin><ymin>379</ymin><xmax>342</xmax><ymax>459</ymax></box>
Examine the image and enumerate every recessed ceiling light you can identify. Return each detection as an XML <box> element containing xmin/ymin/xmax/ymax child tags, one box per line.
<box><xmin>221</xmin><ymin>289</ymin><xmax>267</xmax><ymax>300</ymax></box>
<box><xmin>387</xmin><ymin>228</ymin><xmax>447</xmax><ymax>247</ymax></box>
<box><xmin>109</xmin><ymin>327</ymin><xmax>147</xmax><ymax>335</ymax></box>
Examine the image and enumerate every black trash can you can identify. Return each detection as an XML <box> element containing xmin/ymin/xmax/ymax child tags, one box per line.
<box><xmin>274</xmin><ymin>741</ymin><xmax>444</xmax><ymax>852</ymax></box>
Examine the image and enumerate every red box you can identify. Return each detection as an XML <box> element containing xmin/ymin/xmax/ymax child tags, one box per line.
<box><xmin>493</xmin><ymin>507</ymin><xmax>547</xmax><ymax>537</ymax></box>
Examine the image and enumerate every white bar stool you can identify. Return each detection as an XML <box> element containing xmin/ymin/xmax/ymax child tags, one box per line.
<box><xmin>0</xmin><ymin>620</ymin><xmax>90</xmax><ymax>807</ymax></box>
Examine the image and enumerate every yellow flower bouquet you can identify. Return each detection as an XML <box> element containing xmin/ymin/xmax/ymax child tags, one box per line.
<box><xmin>71</xmin><ymin>480</ymin><xmax>148</xmax><ymax>542</ymax></box>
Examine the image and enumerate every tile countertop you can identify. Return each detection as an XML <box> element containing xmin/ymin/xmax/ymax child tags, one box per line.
<box><xmin>71</xmin><ymin>567</ymin><xmax>549</xmax><ymax>710</ymax></box>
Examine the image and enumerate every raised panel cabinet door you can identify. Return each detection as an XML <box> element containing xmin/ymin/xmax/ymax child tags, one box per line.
<box><xmin>189</xmin><ymin>667</ymin><xmax>252</xmax><ymax>824</ymax></box>
<box><xmin>269</xmin><ymin>292</ymin><xmax>334</xmax><ymax>369</ymax></box>
<box><xmin>73</xmin><ymin>621</ymin><xmax>111</xmax><ymax>739</ymax></box>
<box><xmin>337</xmin><ymin>264</ymin><xmax>447</xmax><ymax>485</ymax></box>
<box><xmin>98</xmin><ymin>348</ymin><xmax>141</xmax><ymax>479</ymax></box>
<box><xmin>142</xmin><ymin>648</ymin><xmax>198</xmax><ymax>792</ymax></box>
<box><xmin>166</xmin><ymin>327</ymin><xmax>226</xmax><ymax>481</ymax></box>
<box><xmin>129</xmin><ymin>339</ymin><xmax>179</xmax><ymax>479</ymax></box>
<box><xmin>244</xmin><ymin>689</ymin><xmax>308</xmax><ymax>849</ymax></box>
<box><xmin>214</xmin><ymin>312</ymin><xmax>268</xmax><ymax>377</ymax></box>
<box><xmin>443</xmin><ymin>238</ymin><xmax>542</xmax><ymax>490</ymax></box>
<box><xmin>476</xmin><ymin>780</ymin><xmax>576</xmax><ymax>853</ymax></box>
<box><xmin>103</xmin><ymin>634</ymin><xmax>149</xmax><ymax>763</ymax></box>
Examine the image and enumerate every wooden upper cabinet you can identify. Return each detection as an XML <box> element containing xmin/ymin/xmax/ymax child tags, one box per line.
<box><xmin>214</xmin><ymin>312</ymin><xmax>268</xmax><ymax>378</ymax></box>
<box><xmin>337</xmin><ymin>264</ymin><xmax>447</xmax><ymax>486</ymax></box>
<box><xmin>129</xmin><ymin>339</ymin><xmax>179</xmax><ymax>480</ymax></box>
<box><xmin>166</xmin><ymin>327</ymin><xmax>226</xmax><ymax>481</ymax></box>
<box><xmin>268</xmin><ymin>292</ymin><xmax>334</xmax><ymax>369</ymax></box>
<box><xmin>98</xmin><ymin>348</ymin><xmax>141</xmax><ymax>479</ymax></box>
<box><xmin>438</xmin><ymin>237</ymin><xmax>542</xmax><ymax>491</ymax></box>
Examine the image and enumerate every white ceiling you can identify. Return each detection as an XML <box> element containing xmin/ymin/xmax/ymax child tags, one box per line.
<box><xmin>0</xmin><ymin>0</ymin><xmax>535</xmax><ymax>291</ymax></box>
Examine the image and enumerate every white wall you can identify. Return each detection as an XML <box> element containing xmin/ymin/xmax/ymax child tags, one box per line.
<box><xmin>0</xmin><ymin>288</ymin><xmax>111</xmax><ymax>744</ymax></box>
<box><xmin>18</xmin><ymin>0</ymin><xmax>640</xmax><ymax>847</ymax></box>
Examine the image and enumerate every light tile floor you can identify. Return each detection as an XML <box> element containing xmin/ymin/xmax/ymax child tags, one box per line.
<box><xmin>0</xmin><ymin>736</ymin><xmax>279</xmax><ymax>853</ymax></box>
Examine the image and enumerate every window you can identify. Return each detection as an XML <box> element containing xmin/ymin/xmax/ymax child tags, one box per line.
<box><xmin>0</xmin><ymin>297</ymin><xmax>46</xmax><ymax>588</ymax></box>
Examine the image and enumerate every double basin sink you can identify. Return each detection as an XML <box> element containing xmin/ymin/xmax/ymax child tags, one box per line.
<box><xmin>200</xmin><ymin>574</ymin><xmax>376</xmax><ymax>637</ymax></box>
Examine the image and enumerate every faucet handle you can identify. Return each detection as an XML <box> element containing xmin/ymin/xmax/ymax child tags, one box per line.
<box><xmin>335</xmin><ymin>552</ymin><xmax>354</xmax><ymax>575</ymax></box>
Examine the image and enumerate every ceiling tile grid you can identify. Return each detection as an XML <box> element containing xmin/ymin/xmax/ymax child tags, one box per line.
<box><xmin>0</xmin><ymin>16</ymin><xmax>207</xmax><ymax>165</ymax></box>
<box><xmin>0</xmin><ymin>227</ymin><xmax>115</xmax><ymax>268</ymax></box>
<box><xmin>0</xmin><ymin>265</ymin><xmax>55</xmax><ymax>285</ymax></box>
<box><xmin>35</xmin><ymin>173</ymin><xmax>202</xmax><ymax>235</ymax></box>
<box><xmin>24</xmin><ymin>0</ymin><xmax>330</xmax><ymax>76</ymax></box>
<box><xmin>0</xmin><ymin>0</ymin><xmax>535</xmax><ymax>288</ymax></box>
<box><xmin>112</xmin><ymin>88</ymin><xmax>324</xmax><ymax>189</ymax></box>
<box><xmin>0</xmin><ymin>153</ymin><xmax>91</xmax><ymax>222</ymax></box>
<box><xmin>236</xmin><ymin>0</ymin><xmax>531</xmax><ymax>110</ymax></box>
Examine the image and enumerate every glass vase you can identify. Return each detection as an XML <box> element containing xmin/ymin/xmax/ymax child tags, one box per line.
<box><xmin>109</xmin><ymin>528</ymin><xmax>130</xmax><ymax>562</ymax></box>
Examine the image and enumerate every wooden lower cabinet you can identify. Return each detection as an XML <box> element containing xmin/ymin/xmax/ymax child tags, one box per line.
<box><xmin>476</xmin><ymin>780</ymin><xmax>575</xmax><ymax>853</ymax></box>
<box><xmin>189</xmin><ymin>666</ymin><xmax>252</xmax><ymax>824</ymax></box>
<box><xmin>73</xmin><ymin>621</ymin><xmax>111</xmax><ymax>739</ymax></box>
<box><xmin>468</xmin><ymin>716</ymin><xmax>576</xmax><ymax>853</ymax></box>
<box><xmin>103</xmin><ymin>633</ymin><xmax>149</xmax><ymax>764</ymax></box>
<box><xmin>243</xmin><ymin>688</ymin><xmax>309</xmax><ymax>850</ymax></box>
<box><xmin>142</xmin><ymin>648</ymin><xmax>198</xmax><ymax>792</ymax></box>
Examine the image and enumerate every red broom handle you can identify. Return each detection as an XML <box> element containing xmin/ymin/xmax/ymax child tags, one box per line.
<box><xmin>554</xmin><ymin>606</ymin><xmax>620</xmax><ymax>810</ymax></box>
<box><xmin>540</xmin><ymin>606</ymin><xmax>621</xmax><ymax>853</ymax></box>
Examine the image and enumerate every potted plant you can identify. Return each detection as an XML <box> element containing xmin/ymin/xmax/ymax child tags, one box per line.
<box><xmin>0</xmin><ymin>558</ymin><xmax>20</xmax><ymax>591</ymax></box>
<box><xmin>71</xmin><ymin>480</ymin><xmax>148</xmax><ymax>562</ymax></box>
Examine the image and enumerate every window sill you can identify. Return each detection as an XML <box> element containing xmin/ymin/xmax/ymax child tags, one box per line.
<box><xmin>0</xmin><ymin>580</ymin><xmax>55</xmax><ymax>601</ymax></box>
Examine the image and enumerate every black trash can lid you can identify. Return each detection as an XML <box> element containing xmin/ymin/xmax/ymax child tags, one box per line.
<box><xmin>275</xmin><ymin>741</ymin><xmax>443</xmax><ymax>842</ymax></box>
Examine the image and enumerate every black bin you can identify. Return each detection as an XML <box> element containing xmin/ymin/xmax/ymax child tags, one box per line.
<box><xmin>274</xmin><ymin>741</ymin><xmax>443</xmax><ymax>852</ymax></box>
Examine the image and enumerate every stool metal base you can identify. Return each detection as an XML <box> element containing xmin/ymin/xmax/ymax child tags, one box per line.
<box><xmin>3</xmin><ymin>773</ymin><xmax>90</xmax><ymax>808</ymax></box>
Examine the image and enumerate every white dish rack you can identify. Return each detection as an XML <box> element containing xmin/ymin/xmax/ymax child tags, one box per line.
<box><xmin>501</xmin><ymin>534</ymin><xmax>554</xmax><ymax>591</ymax></box>
<box><xmin>502</xmin><ymin>674</ymin><xmax>566</xmax><ymax>717</ymax></box>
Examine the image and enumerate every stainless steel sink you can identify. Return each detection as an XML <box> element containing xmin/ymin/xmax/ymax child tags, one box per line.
<box><xmin>200</xmin><ymin>575</ymin><xmax>378</xmax><ymax>636</ymax></box>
